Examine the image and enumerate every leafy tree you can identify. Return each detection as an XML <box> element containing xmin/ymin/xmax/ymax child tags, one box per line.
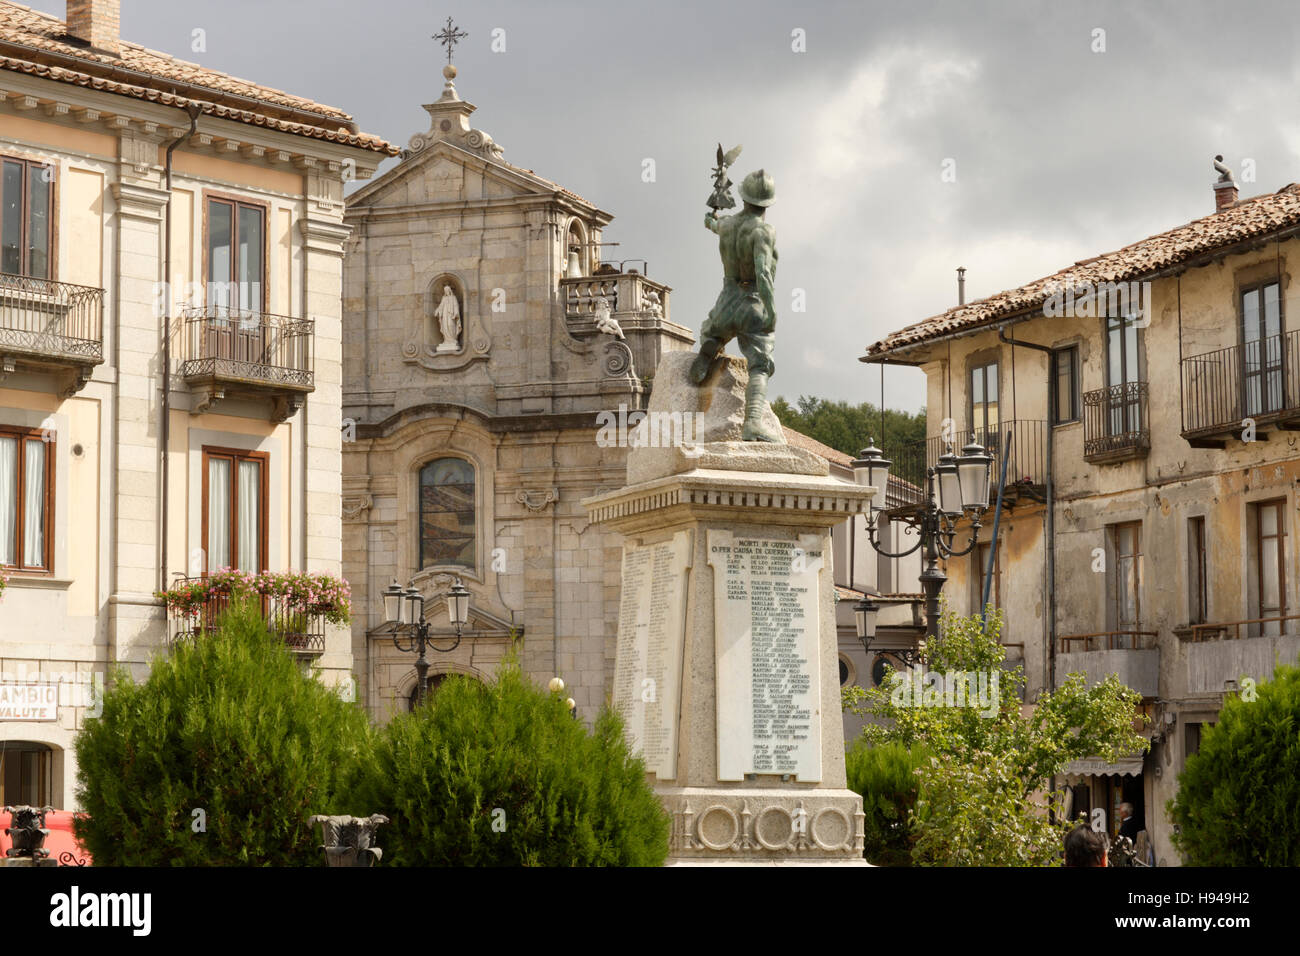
<box><xmin>845</xmin><ymin>607</ymin><xmax>1147</xmax><ymax>866</ymax></box>
<box><xmin>771</xmin><ymin>395</ymin><xmax>925</xmax><ymax>458</ymax></box>
<box><xmin>74</xmin><ymin>600</ymin><xmax>368</xmax><ymax>865</ymax></box>
<box><xmin>1168</xmin><ymin>663</ymin><xmax>1300</xmax><ymax>866</ymax></box>
<box><xmin>845</xmin><ymin>740</ymin><xmax>929</xmax><ymax>866</ymax></box>
<box><xmin>343</xmin><ymin>654</ymin><xmax>670</xmax><ymax>866</ymax></box>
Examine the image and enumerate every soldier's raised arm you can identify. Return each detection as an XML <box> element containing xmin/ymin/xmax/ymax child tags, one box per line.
<box><xmin>704</xmin><ymin>212</ymin><xmax>721</xmax><ymax>234</ymax></box>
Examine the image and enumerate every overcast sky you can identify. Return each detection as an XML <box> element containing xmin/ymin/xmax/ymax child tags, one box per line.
<box><xmin>28</xmin><ymin>0</ymin><xmax>1300</xmax><ymax>414</ymax></box>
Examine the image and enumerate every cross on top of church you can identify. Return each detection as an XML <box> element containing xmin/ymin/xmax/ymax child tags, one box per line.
<box><xmin>434</xmin><ymin>17</ymin><xmax>468</xmax><ymax>66</ymax></box>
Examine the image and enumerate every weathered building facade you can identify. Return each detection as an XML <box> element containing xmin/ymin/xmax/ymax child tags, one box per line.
<box><xmin>0</xmin><ymin>0</ymin><xmax>391</xmax><ymax>808</ymax></box>
<box><xmin>866</xmin><ymin>169</ymin><xmax>1300</xmax><ymax>865</ymax></box>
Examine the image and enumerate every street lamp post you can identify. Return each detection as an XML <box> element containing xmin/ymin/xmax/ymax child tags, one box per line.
<box><xmin>383</xmin><ymin>576</ymin><xmax>471</xmax><ymax>707</ymax></box>
<box><xmin>851</xmin><ymin>437</ymin><xmax>993</xmax><ymax>656</ymax></box>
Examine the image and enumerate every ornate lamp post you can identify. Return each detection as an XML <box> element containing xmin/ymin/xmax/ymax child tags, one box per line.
<box><xmin>383</xmin><ymin>576</ymin><xmax>472</xmax><ymax>707</ymax></box>
<box><xmin>851</xmin><ymin>437</ymin><xmax>993</xmax><ymax>654</ymax></box>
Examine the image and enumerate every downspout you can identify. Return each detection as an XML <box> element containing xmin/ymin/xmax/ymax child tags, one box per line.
<box><xmin>160</xmin><ymin>103</ymin><xmax>203</xmax><ymax>591</ymax></box>
<box><xmin>998</xmin><ymin>325</ymin><xmax>1057</xmax><ymax>798</ymax></box>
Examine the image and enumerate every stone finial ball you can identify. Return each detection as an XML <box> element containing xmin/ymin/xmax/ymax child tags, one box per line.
<box><xmin>443</xmin><ymin>64</ymin><xmax>457</xmax><ymax>80</ymax></box>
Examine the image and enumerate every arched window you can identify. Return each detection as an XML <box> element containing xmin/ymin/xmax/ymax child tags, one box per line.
<box><xmin>418</xmin><ymin>457</ymin><xmax>475</xmax><ymax>569</ymax></box>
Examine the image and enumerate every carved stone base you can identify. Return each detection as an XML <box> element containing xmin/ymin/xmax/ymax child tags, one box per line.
<box><xmin>661</xmin><ymin>787</ymin><xmax>867</xmax><ymax>865</ymax></box>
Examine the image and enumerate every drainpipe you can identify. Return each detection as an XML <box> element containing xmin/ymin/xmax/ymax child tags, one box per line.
<box><xmin>998</xmin><ymin>325</ymin><xmax>1057</xmax><ymax>797</ymax></box>
<box><xmin>160</xmin><ymin>102</ymin><xmax>203</xmax><ymax>592</ymax></box>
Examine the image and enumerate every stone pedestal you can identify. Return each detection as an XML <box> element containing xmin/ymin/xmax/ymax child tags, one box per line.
<box><xmin>584</xmin><ymin>353</ymin><xmax>878</xmax><ymax>864</ymax></box>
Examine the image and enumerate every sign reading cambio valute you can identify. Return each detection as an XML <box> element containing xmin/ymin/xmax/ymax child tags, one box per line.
<box><xmin>0</xmin><ymin>683</ymin><xmax>57</xmax><ymax>721</ymax></box>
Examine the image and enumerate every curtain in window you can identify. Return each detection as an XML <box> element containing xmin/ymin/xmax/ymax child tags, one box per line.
<box><xmin>22</xmin><ymin>438</ymin><xmax>43</xmax><ymax>567</ymax></box>
<box><xmin>208</xmin><ymin>457</ymin><xmax>231</xmax><ymax>570</ymax></box>
<box><xmin>237</xmin><ymin>459</ymin><xmax>260</xmax><ymax>572</ymax></box>
<box><xmin>0</xmin><ymin>435</ymin><xmax>15</xmax><ymax>565</ymax></box>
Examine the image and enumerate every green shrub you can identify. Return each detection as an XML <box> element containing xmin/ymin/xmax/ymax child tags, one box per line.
<box><xmin>73</xmin><ymin>599</ymin><xmax>368</xmax><ymax>865</ymax></box>
<box><xmin>1168</xmin><ymin>663</ymin><xmax>1300</xmax><ymax>866</ymax></box>
<box><xmin>344</xmin><ymin>657</ymin><xmax>670</xmax><ymax>866</ymax></box>
<box><xmin>845</xmin><ymin>740</ymin><xmax>929</xmax><ymax>866</ymax></box>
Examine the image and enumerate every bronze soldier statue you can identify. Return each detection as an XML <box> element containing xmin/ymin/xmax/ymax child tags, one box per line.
<box><xmin>688</xmin><ymin>167</ymin><xmax>782</xmax><ymax>443</ymax></box>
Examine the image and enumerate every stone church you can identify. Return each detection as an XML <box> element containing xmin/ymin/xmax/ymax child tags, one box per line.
<box><xmin>341</xmin><ymin>63</ymin><xmax>693</xmax><ymax>721</ymax></box>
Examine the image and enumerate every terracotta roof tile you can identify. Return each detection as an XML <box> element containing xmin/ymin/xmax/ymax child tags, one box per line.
<box><xmin>0</xmin><ymin>1</ymin><xmax>397</xmax><ymax>154</ymax></box>
<box><xmin>866</xmin><ymin>184</ymin><xmax>1300</xmax><ymax>357</ymax></box>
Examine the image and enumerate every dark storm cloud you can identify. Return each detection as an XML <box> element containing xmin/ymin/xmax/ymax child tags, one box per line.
<box><xmin>32</xmin><ymin>0</ymin><xmax>1300</xmax><ymax>414</ymax></box>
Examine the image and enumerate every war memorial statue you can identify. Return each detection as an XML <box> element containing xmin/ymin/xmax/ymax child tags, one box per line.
<box><xmin>688</xmin><ymin>144</ymin><xmax>783</xmax><ymax>443</ymax></box>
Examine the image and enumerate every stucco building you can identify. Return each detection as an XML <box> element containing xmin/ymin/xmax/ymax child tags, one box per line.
<box><xmin>865</xmin><ymin>166</ymin><xmax>1300</xmax><ymax>865</ymax></box>
<box><xmin>0</xmin><ymin>0</ymin><xmax>392</xmax><ymax>808</ymax></box>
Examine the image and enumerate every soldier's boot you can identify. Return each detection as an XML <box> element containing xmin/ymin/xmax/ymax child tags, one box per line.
<box><xmin>688</xmin><ymin>339</ymin><xmax>724</xmax><ymax>385</ymax></box>
<box><xmin>741</xmin><ymin>371</ymin><xmax>783</xmax><ymax>442</ymax></box>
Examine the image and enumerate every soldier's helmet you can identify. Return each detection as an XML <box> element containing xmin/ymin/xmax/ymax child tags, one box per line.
<box><xmin>739</xmin><ymin>169</ymin><xmax>776</xmax><ymax>207</ymax></box>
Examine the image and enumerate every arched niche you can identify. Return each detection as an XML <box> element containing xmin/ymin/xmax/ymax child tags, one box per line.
<box><xmin>426</xmin><ymin>274</ymin><xmax>466</xmax><ymax>355</ymax></box>
<box><xmin>564</xmin><ymin>219</ymin><xmax>588</xmax><ymax>278</ymax></box>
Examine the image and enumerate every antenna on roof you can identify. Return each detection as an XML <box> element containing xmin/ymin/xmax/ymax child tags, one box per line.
<box><xmin>957</xmin><ymin>266</ymin><xmax>966</xmax><ymax>306</ymax></box>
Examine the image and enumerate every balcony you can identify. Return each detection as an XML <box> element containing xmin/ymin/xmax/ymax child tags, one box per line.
<box><xmin>1180</xmin><ymin>330</ymin><xmax>1300</xmax><ymax>447</ymax></box>
<box><xmin>886</xmin><ymin>419</ymin><xmax>1047</xmax><ymax>509</ymax></box>
<box><xmin>1083</xmin><ymin>382</ymin><xmax>1150</xmax><ymax>463</ymax></box>
<box><xmin>1056</xmin><ymin>630</ymin><xmax>1159</xmax><ymax>697</ymax></box>
<box><xmin>0</xmin><ymin>273</ymin><xmax>104</xmax><ymax>395</ymax></box>
<box><xmin>165</xmin><ymin>575</ymin><xmax>326</xmax><ymax>659</ymax></box>
<box><xmin>1178</xmin><ymin>615</ymin><xmax>1300</xmax><ymax>695</ymax></box>
<box><xmin>179</xmin><ymin>305</ymin><xmax>314</xmax><ymax>422</ymax></box>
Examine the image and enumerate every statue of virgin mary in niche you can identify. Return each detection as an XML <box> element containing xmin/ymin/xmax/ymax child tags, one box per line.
<box><xmin>433</xmin><ymin>284</ymin><xmax>462</xmax><ymax>353</ymax></box>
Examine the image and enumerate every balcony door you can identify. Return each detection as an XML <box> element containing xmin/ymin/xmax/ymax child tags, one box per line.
<box><xmin>1253</xmin><ymin>499</ymin><xmax>1287</xmax><ymax>637</ymax></box>
<box><xmin>202</xmin><ymin>446</ymin><xmax>268</xmax><ymax>574</ymax></box>
<box><xmin>1240</xmin><ymin>281</ymin><xmax>1284</xmax><ymax>418</ymax></box>
<box><xmin>1110</xmin><ymin>522</ymin><xmax>1142</xmax><ymax>637</ymax></box>
<box><xmin>0</xmin><ymin>157</ymin><xmax>51</xmax><ymax>279</ymax></box>
<box><xmin>206</xmin><ymin>197</ymin><xmax>266</xmax><ymax>367</ymax></box>
<box><xmin>969</xmin><ymin>360</ymin><xmax>999</xmax><ymax>451</ymax></box>
<box><xmin>1106</xmin><ymin>315</ymin><xmax>1143</xmax><ymax>437</ymax></box>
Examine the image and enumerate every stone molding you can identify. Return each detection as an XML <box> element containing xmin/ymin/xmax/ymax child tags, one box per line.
<box><xmin>662</xmin><ymin>789</ymin><xmax>866</xmax><ymax>861</ymax></box>
<box><xmin>515</xmin><ymin>488</ymin><xmax>558</xmax><ymax>513</ymax></box>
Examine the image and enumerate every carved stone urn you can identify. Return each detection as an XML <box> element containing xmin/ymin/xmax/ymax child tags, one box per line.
<box><xmin>308</xmin><ymin>813</ymin><xmax>390</xmax><ymax>867</ymax></box>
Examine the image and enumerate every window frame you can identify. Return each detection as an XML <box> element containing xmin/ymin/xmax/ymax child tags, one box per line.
<box><xmin>1109</xmin><ymin>521</ymin><xmax>1143</xmax><ymax>631</ymax></box>
<box><xmin>1238</xmin><ymin>279</ymin><xmax>1285</xmax><ymax>418</ymax></box>
<box><xmin>968</xmin><ymin>357</ymin><xmax>999</xmax><ymax>442</ymax></box>
<box><xmin>1051</xmin><ymin>345</ymin><xmax>1080</xmax><ymax>425</ymax></box>
<box><xmin>199</xmin><ymin>445</ymin><xmax>269</xmax><ymax>575</ymax></box>
<box><xmin>417</xmin><ymin>456</ymin><xmax>477</xmax><ymax>572</ymax></box>
<box><xmin>202</xmin><ymin>191</ymin><xmax>270</xmax><ymax>314</ymax></box>
<box><xmin>0</xmin><ymin>423</ymin><xmax>56</xmax><ymax>574</ymax></box>
<box><xmin>0</xmin><ymin>154</ymin><xmax>57</xmax><ymax>280</ymax></box>
<box><xmin>1252</xmin><ymin>498</ymin><xmax>1287</xmax><ymax>628</ymax></box>
<box><xmin>1187</xmin><ymin>515</ymin><xmax>1207</xmax><ymax>626</ymax></box>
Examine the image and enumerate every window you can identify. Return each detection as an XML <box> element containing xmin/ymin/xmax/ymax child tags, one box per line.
<box><xmin>969</xmin><ymin>360</ymin><xmax>999</xmax><ymax>444</ymax></box>
<box><xmin>1110</xmin><ymin>522</ymin><xmax>1142</xmax><ymax>631</ymax></box>
<box><xmin>1240</xmin><ymin>281</ymin><xmax>1284</xmax><ymax>417</ymax></box>
<box><xmin>1051</xmin><ymin>346</ymin><xmax>1079</xmax><ymax>424</ymax></box>
<box><xmin>418</xmin><ymin>458</ymin><xmax>475</xmax><ymax>569</ymax></box>
<box><xmin>206</xmin><ymin>196</ymin><xmax>265</xmax><ymax>312</ymax></box>
<box><xmin>201</xmin><ymin>446</ymin><xmax>267</xmax><ymax>573</ymax></box>
<box><xmin>0</xmin><ymin>157</ymin><xmax>52</xmax><ymax>278</ymax></box>
<box><xmin>1105</xmin><ymin>315</ymin><xmax>1143</xmax><ymax>435</ymax></box>
<box><xmin>1184</xmin><ymin>722</ymin><xmax>1202</xmax><ymax>760</ymax></box>
<box><xmin>1252</xmin><ymin>499</ymin><xmax>1287</xmax><ymax>635</ymax></box>
<box><xmin>0</xmin><ymin>742</ymin><xmax>52</xmax><ymax>806</ymax></box>
<box><xmin>973</xmin><ymin>540</ymin><xmax>1001</xmax><ymax>612</ymax></box>
<box><xmin>1188</xmin><ymin>516</ymin><xmax>1207</xmax><ymax>626</ymax></box>
<box><xmin>0</xmin><ymin>425</ymin><xmax>53</xmax><ymax>572</ymax></box>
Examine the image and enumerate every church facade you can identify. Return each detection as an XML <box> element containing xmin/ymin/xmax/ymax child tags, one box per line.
<box><xmin>341</xmin><ymin>65</ymin><xmax>693</xmax><ymax>721</ymax></box>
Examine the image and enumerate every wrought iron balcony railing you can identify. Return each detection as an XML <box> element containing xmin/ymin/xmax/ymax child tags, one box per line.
<box><xmin>166</xmin><ymin>575</ymin><xmax>326</xmax><ymax>657</ymax></box>
<box><xmin>1181</xmin><ymin>614</ymin><xmax>1300</xmax><ymax>642</ymax></box>
<box><xmin>0</xmin><ymin>273</ymin><xmax>104</xmax><ymax>392</ymax></box>
<box><xmin>1180</xmin><ymin>329</ymin><xmax>1300</xmax><ymax>444</ymax></box>
<box><xmin>1083</xmin><ymin>382</ymin><xmax>1150</xmax><ymax>463</ymax></box>
<box><xmin>179</xmin><ymin>305</ymin><xmax>314</xmax><ymax>419</ymax></box>
<box><xmin>885</xmin><ymin>419</ymin><xmax>1048</xmax><ymax>509</ymax></box>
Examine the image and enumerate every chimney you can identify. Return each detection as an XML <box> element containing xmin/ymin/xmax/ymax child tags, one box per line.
<box><xmin>1212</xmin><ymin>154</ymin><xmax>1238</xmax><ymax>211</ymax></box>
<box><xmin>66</xmin><ymin>0</ymin><xmax>120</xmax><ymax>56</ymax></box>
<box><xmin>957</xmin><ymin>266</ymin><xmax>966</xmax><ymax>306</ymax></box>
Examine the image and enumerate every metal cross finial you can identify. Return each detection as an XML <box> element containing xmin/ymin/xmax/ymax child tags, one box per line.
<box><xmin>434</xmin><ymin>17</ymin><xmax>468</xmax><ymax>65</ymax></box>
